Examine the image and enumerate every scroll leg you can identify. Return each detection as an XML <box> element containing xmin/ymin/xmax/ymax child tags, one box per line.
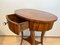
<box><xmin>41</xmin><ymin>32</ymin><xmax>45</xmax><ymax>45</ymax></box>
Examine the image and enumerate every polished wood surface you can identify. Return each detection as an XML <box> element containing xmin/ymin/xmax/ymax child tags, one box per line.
<box><xmin>15</xmin><ymin>9</ymin><xmax>57</xmax><ymax>31</ymax></box>
<box><xmin>15</xmin><ymin>9</ymin><xmax>58</xmax><ymax>45</ymax></box>
<box><xmin>15</xmin><ymin>9</ymin><xmax>57</xmax><ymax>22</ymax></box>
<box><xmin>6</xmin><ymin>14</ymin><xmax>29</xmax><ymax>35</ymax></box>
<box><xmin>29</xmin><ymin>21</ymin><xmax>54</xmax><ymax>31</ymax></box>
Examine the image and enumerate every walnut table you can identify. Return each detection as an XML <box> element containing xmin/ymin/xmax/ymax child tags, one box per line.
<box><xmin>15</xmin><ymin>9</ymin><xmax>58</xmax><ymax>45</ymax></box>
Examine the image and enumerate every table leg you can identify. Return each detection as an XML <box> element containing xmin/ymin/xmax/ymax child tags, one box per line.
<box><xmin>23</xmin><ymin>21</ymin><xmax>45</xmax><ymax>45</ymax></box>
<box><xmin>30</xmin><ymin>31</ymin><xmax>36</xmax><ymax>45</ymax></box>
<box><xmin>23</xmin><ymin>31</ymin><xmax>45</xmax><ymax>45</ymax></box>
<box><xmin>20</xmin><ymin>31</ymin><xmax>23</xmax><ymax>45</ymax></box>
<box><xmin>41</xmin><ymin>32</ymin><xmax>45</xmax><ymax>45</ymax></box>
<box><xmin>23</xmin><ymin>30</ymin><xmax>36</xmax><ymax>45</ymax></box>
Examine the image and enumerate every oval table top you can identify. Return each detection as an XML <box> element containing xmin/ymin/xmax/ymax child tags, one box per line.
<box><xmin>15</xmin><ymin>9</ymin><xmax>58</xmax><ymax>22</ymax></box>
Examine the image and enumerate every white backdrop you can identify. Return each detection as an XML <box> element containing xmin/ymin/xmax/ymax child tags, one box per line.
<box><xmin>0</xmin><ymin>0</ymin><xmax>60</xmax><ymax>36</ymax></box>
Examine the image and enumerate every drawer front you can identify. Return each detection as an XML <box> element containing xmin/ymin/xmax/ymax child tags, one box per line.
<box><xmin>20</xmin><ymin>21</ymin><xmax>29</xmax><ymax>30</ymax></box>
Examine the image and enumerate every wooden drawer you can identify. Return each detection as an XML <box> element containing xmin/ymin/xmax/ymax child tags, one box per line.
<box><xmin>6</xmin><ymin>14</ymin><xmax>29</xmax><ymax>35</ymax></box>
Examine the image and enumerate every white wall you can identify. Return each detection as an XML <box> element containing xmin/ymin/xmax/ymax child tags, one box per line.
<box><xmin>0</xmin><ymin>0</ymin><xmax>60</xmax><ymax>36</ymax></box>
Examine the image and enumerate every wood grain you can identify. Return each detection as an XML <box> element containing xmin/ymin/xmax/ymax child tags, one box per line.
<box><xmin>15</xmin><ymin>9</ymin><xmax>58</xmax><ymax>23</ymax></box>
<box><xmin>15</xmin><ymin>9</ymin><xmax>58</xmax><ymax>45</ymax></box>
<box><xmin>6</xmin><ymin>14</ymin><xmax>29</xmax><ymax>35</ymax></box>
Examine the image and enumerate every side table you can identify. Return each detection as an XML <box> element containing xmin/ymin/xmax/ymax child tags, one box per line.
<box><xmin>15</xmin><ymin>9</ymin><xmax>58</xmax><ymax>45</ymax></box>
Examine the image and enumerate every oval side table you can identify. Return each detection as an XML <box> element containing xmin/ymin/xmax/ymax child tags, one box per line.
<box><xmin>15</xmin><ymin>9</ymin><xmax>58</xmax><ymax>45</ymax></box>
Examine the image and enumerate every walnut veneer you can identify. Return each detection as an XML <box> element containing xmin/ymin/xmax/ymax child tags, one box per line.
<box><xmin>15</xmin><ymin>9</ymin><xmax>58</xmax><ymax>45</ymax></box>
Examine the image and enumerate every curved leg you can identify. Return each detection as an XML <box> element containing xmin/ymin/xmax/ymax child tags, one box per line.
<box><xmin>41</xmin><ymin>32</ymin><xmax>45</xmax><ymax>45</ymax></box>
<box><xmin>20</xmin><ymin>31</ymin><xmax>23</xmax><ymax>45</ymax></box>
<box><xmin>23</xmin><ymin>30</ymin><xmax>36</xmax><ymax>45</ymax></box>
